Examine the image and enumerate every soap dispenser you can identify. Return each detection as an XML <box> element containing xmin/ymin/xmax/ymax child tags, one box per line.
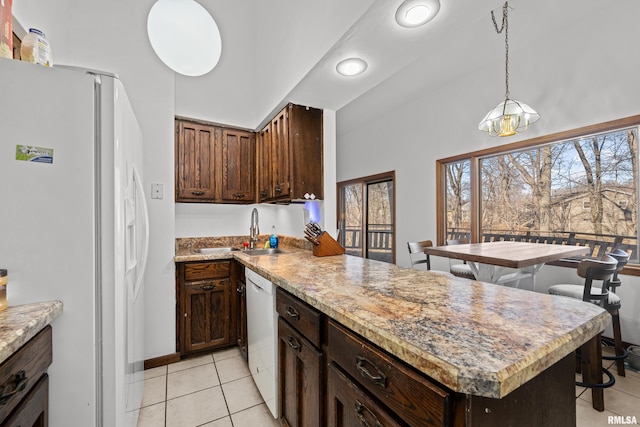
<box><xmin>269</xmin><ymin>225</ymin><xmax>279</xmax><ymax>248</ymax></box>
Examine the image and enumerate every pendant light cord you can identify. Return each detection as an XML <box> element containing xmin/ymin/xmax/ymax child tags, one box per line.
<box><xmin>491</xmin><ymin>2</ymin><xmax>510</xmax><ymax>100</ymax></box>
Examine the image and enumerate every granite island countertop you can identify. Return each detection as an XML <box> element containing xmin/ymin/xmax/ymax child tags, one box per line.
<box><xmin>0</xmin><ymin>300</ymin><xmax>63</xmax><ymax>364</ymax></box>
<box><xmin>175</xmin><ymin>241</ymin><xmax>609</xmax><ymax>399</ymax></box>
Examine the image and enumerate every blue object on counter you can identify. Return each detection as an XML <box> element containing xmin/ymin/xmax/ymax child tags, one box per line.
<box><xmin>270</xmin><ymin>225</ymin><xmax>279</xmax><ymax>248</ymax></box>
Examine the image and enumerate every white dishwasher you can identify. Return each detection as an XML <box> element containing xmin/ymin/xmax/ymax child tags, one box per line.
<box><xmin>245</xmin><ymin>267</ymin><xmax>280</xmax><ymax>418</ymax></box>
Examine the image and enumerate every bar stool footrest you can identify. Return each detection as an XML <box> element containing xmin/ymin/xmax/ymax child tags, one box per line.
<box><xmin>576</xmin><ymin>367</ymin><xmax>616</xmax><ymax>389</ymax></box>
<box><xmin>601</xmin><ymin>337</ymin><xmax>628</xmax><ymax>361</ymax></box>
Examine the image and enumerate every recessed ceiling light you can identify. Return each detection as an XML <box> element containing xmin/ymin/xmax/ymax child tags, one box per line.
<box><xmin>395</xmin><ymin>0</ymin><xmax>440</xmax><ymax>28</ymax></box>
<box><xmin>336</xmin><ymin>58</ymin><xmax>368</xmax><ymax>76</ymax></box>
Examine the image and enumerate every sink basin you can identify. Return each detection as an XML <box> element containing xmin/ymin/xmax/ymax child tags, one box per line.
<box><xmin>196</xmin><ymin>247</ymin><xmax>240</xmax><ymax>254</ymax></box>
<box><xmin>243</xmin><ymin>248</ymin><xmax>285</xmax><ymax>256</ymax></box>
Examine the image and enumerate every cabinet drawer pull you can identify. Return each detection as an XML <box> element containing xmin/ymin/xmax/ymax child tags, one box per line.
<box><xmin>191</xmin><ymin>191</ymin><xmax>205</xmax><ymax>196</ymax></box>
<box><xmin>285</xmin><ymin>305</ymin><xmax>300</xmax><ymax>320</ymax></box>
<box><xmin>201</xmin><ymin>285</ymin><xmax>216</xmax><ymax>291</ymax></box>
<box><xmin>260</xmin><ymin>190</ymin><xmax>268</xmax><ymax>197</ymax></box>
<box><xmin>275</xmin><ymin>186</ymin><xmax>282</xmax><ymax>193</ymax></box>
<box><xmin>236</xmin><ymin>286</ymin><xmax>244</xmax><ymax>293</ymax></box>
<box><xmin>287</xmin><ymin>335</ymin><xmax>301</xmax><ymax>352</ymax></box>
<box><xmin>355</xmin><ymin>356</ymin><xmax>387</xmax><ymax>388</ymax></box>
<box><xmin>234</xmin><ymin>193</ymin><xmax>246</xmax><ymax>198</ymax></box>
<box><xmin>0</xmin><ymin>370</ymin><xmax>28</xmax><ymax>405</ymax></box>
<box><xmin>354</xmin><ymin>400</ymin><xmax>383</xmax><ymax>427</ymax></box>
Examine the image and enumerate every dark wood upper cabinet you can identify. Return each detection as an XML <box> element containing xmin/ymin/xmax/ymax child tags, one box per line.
<box><xmin>175</xmin><ymin>120</ymin><xmax>217</xmax><ymax>202</ymax></box>
<box><xmin>175</xmin><ymin>118</ymin><xmax>255</xmax><ymax>204</ymax></box>
<box><xmin>175</xmin><ymin>102</ymin><xmax>322</xmax><ymax>204</ymax></box>
<box><xmin>221</xmin><ymin>128</ymin><xmax>255</xmax><ymax>202</ymax></box>
<box><xmin>257</xmin><ymin>104</ymin><xmax>323</xmax><ymax>203</ymax></box>
<box><xmin>256</xmin><ymin>125</ymin><xmax>273</xmax><ymax>201</ymax></box>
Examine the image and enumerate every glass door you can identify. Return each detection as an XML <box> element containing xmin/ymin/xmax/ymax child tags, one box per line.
<box><xmin>338</xmin><ymin>172</ymin><xmax>395</xmax><ymax>263</ymax></box>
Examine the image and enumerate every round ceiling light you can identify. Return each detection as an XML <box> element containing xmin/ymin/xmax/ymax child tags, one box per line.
<box><xmin>147</xmin><ymin>0</ymin><xmax>222</xmax><ymax>77</ymax></box>
<box><xmin>336</xmin><ymin>58</ymin><xmax>368</xmax><ymax>76</ymax></box>
<box><xmin>395</xmin><ymin>0</ymin><xmax>441</xmax><ymax>28</ymax></box>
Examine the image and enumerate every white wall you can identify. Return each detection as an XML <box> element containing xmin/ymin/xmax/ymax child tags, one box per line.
<box><xmin>337</xmin><ymin>1</ymin><xmax>640</xmax><ymax>344</ymax></box>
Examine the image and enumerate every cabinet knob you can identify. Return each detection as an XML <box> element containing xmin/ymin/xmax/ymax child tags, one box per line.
<box><xmin>260</xmin><ymin>191</ymin><xmax>268</xmax><ymax>197</ymax></box>
<box><xmin>354</xmin><ymin>400</ymin><xmax>383</xmax><ymax>427</ymax></box>
<box><xmin>0</xmin><ymin>370</ymin><xmax>28</xmax><ymax>405</ymax></box>
<box><xmin>285</xmin><ymin>305</ymin><xmax>300</xmax><ymax>320</ymax></box>
<box><xmin>275</xmin><ymin>186</ymin><xmax>282</xmax><ymax>193</ymax></box>
<box><xmin>355</xmin><ymin>356</ymin><xmax>387</xmax><ymax>388</ymax></box>
<box><xmin>286</xmin><ymin>335</ymin><xmax>301</xmax><ymax>352</ymax></box>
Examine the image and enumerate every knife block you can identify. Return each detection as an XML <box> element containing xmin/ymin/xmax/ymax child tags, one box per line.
<box><xmin>313</xmin><ymin>232</ymin><xmax>345</xmax><ymax>257</ymax></box>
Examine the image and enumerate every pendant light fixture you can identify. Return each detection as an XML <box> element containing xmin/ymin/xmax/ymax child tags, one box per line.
<box><xmin>478</xmin><ymin>2</ymin><xmax>539</xmax><ymax>137</ymax></box>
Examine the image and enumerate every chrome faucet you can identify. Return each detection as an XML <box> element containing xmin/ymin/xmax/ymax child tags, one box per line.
<box><xmin>249</xmin><ymin>208</ymin><xmax>259</xmax><ymax>249</ymax></box>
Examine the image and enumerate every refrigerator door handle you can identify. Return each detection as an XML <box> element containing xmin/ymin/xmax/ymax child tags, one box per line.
<box><xmin>132</xmin><ymin>164</ymin><xmax>149</xmax><ymax>302</ymax></box>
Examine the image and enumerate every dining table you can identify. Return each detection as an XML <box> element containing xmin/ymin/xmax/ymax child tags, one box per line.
<box><xmin>424</xmin><ymin>240</ymin><xmax>590</xmax><ymax>290</ymax></box>
<box><xmin>425</xmin><ymin>240</ymin><xmax>609</xmax><ymax>411</ymax></box>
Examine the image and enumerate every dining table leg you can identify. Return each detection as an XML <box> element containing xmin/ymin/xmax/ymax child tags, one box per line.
<box><xmin>581</xmin><ymin>333</ymin><xmax>605</xmax><ymax>411</ymax></box>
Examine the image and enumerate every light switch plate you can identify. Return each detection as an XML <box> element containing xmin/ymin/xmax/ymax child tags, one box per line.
<box><xmin>151</xmin><ymin>183</ymin><xmax>164</xmax><ymax>199</ymax></box>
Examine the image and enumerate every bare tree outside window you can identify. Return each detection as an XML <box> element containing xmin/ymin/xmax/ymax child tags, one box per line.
<box><xmin>441</xmin><ymin>120</ymin><xmax>639</xmax><ymax>263</ymax></box>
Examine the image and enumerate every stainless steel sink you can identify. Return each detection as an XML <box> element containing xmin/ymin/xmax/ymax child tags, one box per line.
<box><xmin>196</xmin><ymin>247</ymin><xmax>240</xmax><ymax>254</ymax></box>
<box><xmin>243</xmin><ymin>248</ymin><xmax>285</xmax><ymax>256</ymax></box>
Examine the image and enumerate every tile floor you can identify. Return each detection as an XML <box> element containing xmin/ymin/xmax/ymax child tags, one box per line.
<box><xmin>138</xmin><ymin>347</ymin><xmax>640</xmax><ymax>427</ymax></box>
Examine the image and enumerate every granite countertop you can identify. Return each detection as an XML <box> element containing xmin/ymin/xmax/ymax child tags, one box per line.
<box><xmin>175</xmin><ymin>238</ymin><xmax>609</xmax><ymax>399</ymax></box>
<box><xmin>0</xmin><ymin>300</ymin><xmax>63</xmax><ymax>364</ymax></box>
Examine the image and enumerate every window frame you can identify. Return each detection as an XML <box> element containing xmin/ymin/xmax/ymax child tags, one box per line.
<box><xmin>436</xmin><ymin>114</ymin><xmax>640</xmax><ymax>276</ymax></box>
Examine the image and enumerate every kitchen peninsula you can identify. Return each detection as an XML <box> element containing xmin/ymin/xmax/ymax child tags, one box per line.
<box><xmin>176</xmin><ymin>241</ymin><xmax>609</xmax><ymax>426</ymax></box>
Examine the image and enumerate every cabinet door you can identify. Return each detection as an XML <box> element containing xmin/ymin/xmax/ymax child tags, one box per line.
<box><xmin>184</xmin><ymin>279</ymin><xmax>231</xmax><ymax>353</ymax></box>
<box><xmin>326</xmin><ymin>363</ymin><xmax>405</xmax><ymax>427</ymax></box>
<box><xmin>289</xmin><ymin>104</ymin><xmax>323</xmax><ymax>200</ymax></box>
<box><xmin>270</xmin><ymin>107</ymin><xmax>291</xmax><ymax>199</ymax></box>
<box><xmin>221</xmin><ymin>128</ymin><xmax>254</xmax><ymax>202</ymax></box>
<box><xmin>256</xmin><ymin>124</ymin><xmax>272</xmax><ymax>202</ymax></box>
<box><xmin>175</xmin><ymin>120</ymin><xmax>218</xmax><ymax>202</ymax></box>
<box><xmin>278</xmin><ymin>318</ymin><xmax>322</xmax><ymax>427</ymax></box>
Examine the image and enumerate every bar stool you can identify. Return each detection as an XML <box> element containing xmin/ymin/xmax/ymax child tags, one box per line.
<box><xmin>446</xmin><ymin>239</ymin><xmax>475</xmax><ymax>279</ymax></box>
<box><xmin>600</xmin><ymin>248</ymin><xmax>630</xmax><ymax>376</ymax></box>
<box><xmin>407</xmin><ymin>240</ymin><xmax>433</xmax><ymax>270</ymax></box>
<box><xmin>548</xmin><ymin>254</ymin><xmax>618</xmax><ymax>389</ymax></box>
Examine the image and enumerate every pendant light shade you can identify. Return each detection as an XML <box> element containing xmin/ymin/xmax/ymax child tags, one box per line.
<box><xmin>478</xmin><ymin>99</ymin><xmax>540</xmax><ymax>137</ymax></box>
<box><xmin>478</xmin><ymin>2</ymin><xmax>539</xmax><ymax>136</ymax></box>
<box><xmin>147</xmin><ymin>0</ymin><xmax>222</xmax><ymax>77</ymax></box>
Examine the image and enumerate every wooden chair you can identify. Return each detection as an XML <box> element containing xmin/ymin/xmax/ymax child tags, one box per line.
<box><xmin>445</xmin><ymin>239</ymin><xmax>475</xmax><ymax>279</ymax></box>
<box><xmin>548</xmin><ymin>254</ymin><xmax>619</xmax><ymax>389</ymax></box>
<box><xmin>407</xmin><ymin>240</ymin><xmax>433</xmax><ymax>270</ymax></box>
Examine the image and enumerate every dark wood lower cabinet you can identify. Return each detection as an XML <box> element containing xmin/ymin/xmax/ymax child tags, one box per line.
<box><xmin>177</xmin><ymin>261</ymin><xmax>236</xmax><ymax>356</ymax></box>
<box><xmin>0</xmin><ymin>326</ymin><xmax>52</xmax><ymax>426</ymax></box>
<box><xmin>327</xmin><ymin>362</ymin><xmax>404</xmax><ymax>427</ymax></box>
<box><xmin>278</xmin><ymin>318</ymin><xmax>322</xmax><ymax>427</ymax></box>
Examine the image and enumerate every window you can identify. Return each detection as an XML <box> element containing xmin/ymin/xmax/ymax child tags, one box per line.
<box><xmin>437</xmin><ymin>115</ymin><xmax>640</xmax><ymax>271</ymax></box>
<box><xmin>337</xmin><ymin>172</ymin><xmax>395</xmax><ymax>263</ymax></box>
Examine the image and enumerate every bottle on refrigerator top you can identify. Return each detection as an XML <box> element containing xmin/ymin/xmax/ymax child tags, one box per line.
<box><xmin>269</xmin><ymin>226</ymin><xmax>278</xmax><ymax>249</ymax></box>
<box><xmin>20</xmin><ymin>28</ymin><xmax>53</xmax><ymax>66</ymax></box>
<box><xmin>0</xmin><ymin>269</ymin><xmax>7</xmax><ymax>311</ymax></box>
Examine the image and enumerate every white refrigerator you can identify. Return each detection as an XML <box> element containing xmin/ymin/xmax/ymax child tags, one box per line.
<box><xmin>0</xmin><ymin>58</ymin><xmax>149</xmax><ymax>427</ymax></box>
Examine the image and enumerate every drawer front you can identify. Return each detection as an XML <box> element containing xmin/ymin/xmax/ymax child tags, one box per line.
<box><xmin>185</xmin><ymin>261</ymin><xmax>230</xmax><ymax>281</ymax></box>
<box><xmin>276</xmin><ymin>288</ymin><xmax>322</xmax><ymax>348</ymax></box>
<box><xmin>0</xmin><ymin>326</ymin><xmax>52</xmax><ymax>422</ymax></box>
<box><xmin>327</xmin><ymin>362</ymin><xmax>405</xmax><ymax>427</ymax></box>
<box><xmin>327</xmin><ymin>320</ymin><xmax>451</xmax><ymax>427</ymax></box>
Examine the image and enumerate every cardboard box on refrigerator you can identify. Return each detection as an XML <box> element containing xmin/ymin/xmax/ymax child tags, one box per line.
<box><xmin>0</xmin><ymin>0</ymin><xmax>12</xmax><ymax>59</ymax></box>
